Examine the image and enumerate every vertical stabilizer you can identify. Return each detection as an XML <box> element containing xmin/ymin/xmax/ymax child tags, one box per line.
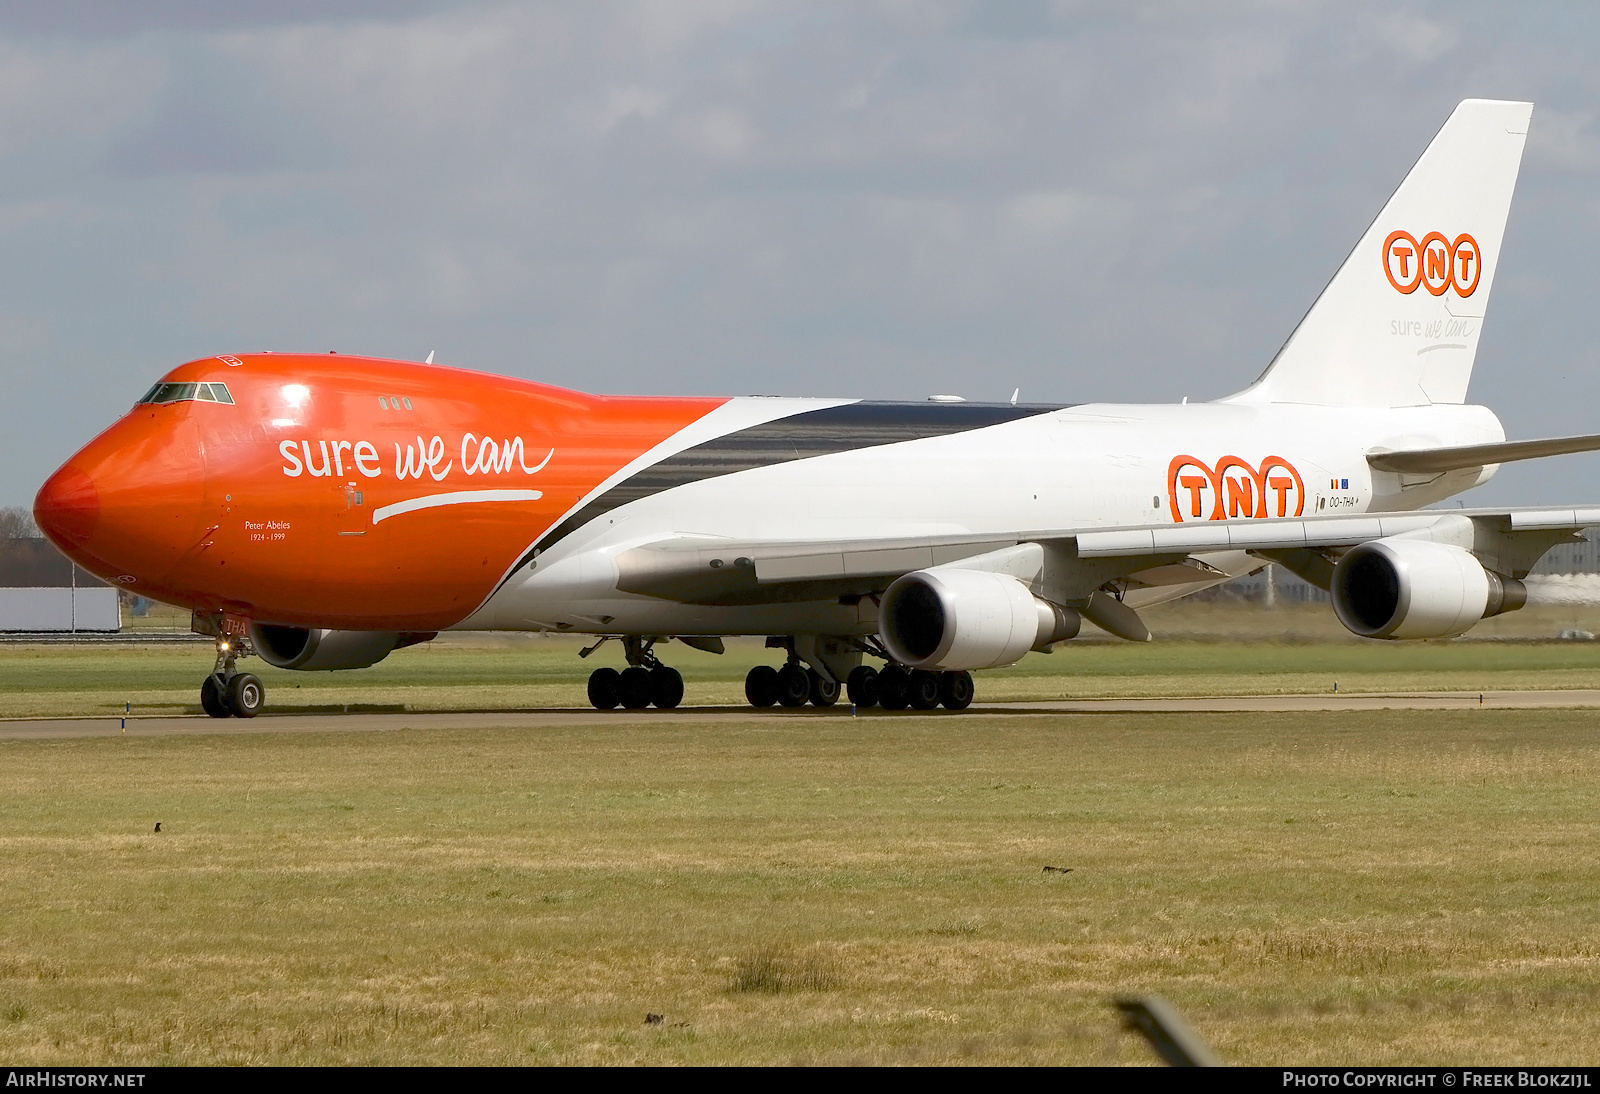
<box><xmin>1230</xmin><ymin>99</ymin><xmax>1530</xmax><ymax>408</ymax></box>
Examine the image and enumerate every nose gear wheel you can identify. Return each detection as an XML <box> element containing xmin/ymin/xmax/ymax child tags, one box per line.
<box><xmin>197</xmin><ymin>627</ymin><xmax>266</xmax><ymax>718</ymax></box>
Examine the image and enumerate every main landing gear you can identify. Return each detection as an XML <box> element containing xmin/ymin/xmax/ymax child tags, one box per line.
<box><xmin>840</xmin><ymin>664</ymin><xmax>973</xmax><ymax>711</ymax></box>
<box><xmin>739</xmin><ymin>635</ymin><xmax>974</xmax><ymax>712</ymax></box>
<box><xmin>585</xmin><ymin>636</ymin><xmax>684</xmax><ymax>710</ymax></box>
<box><xmin>741</xmin><ymin>635</ymin><xmax>851</xmax><ymax>709</ymax></box>
<box><xmin>578</xmin><ymin>634</ymin><xmax>978</xmax><ymax>713</ymax></box>
<box><xmin>200</xmin><ymin>631</ymin><xmax>265</xmax><ymax>719</ymax></box>
<box><xmin>743</xmin><ymin>662</ymin><xmax>972</xmax><ymax>710</ymax></box>
<box><xmin>743</xmin><ymin>663</ymin><xmax>840</xmax><ymax>708</ymax></box>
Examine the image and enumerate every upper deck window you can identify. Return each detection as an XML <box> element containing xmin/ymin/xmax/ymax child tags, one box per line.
<box><xmin>138</xmin><ymin>381</ymin><xmax>234</xmax><ymax>406</ymax></box>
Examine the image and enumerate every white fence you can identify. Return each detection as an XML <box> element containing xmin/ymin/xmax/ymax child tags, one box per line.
<box><xmin>0</xmin><ymin>587</ymin><xmax>121</xmax><ymax>632</ymax></box>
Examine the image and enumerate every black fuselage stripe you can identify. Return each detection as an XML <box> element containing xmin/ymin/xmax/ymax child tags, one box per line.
<box><xmin>515</xmin><ymin>401</ymin><xmax>1065</xmax><ymax>574</ymax></box>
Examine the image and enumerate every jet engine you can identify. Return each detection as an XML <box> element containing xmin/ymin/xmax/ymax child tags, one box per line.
<box><xmin>248</xmin><ymin>624</ymin><xmax>436</xmax><ymax>670</ymax></box>
<box><xmin>879</xmin><ymin>567</ymin><xmax>1079</xmax><ymax>670</ymax></box>
<box><xmin>1330</xmin><ymin>539</ymin><xmax>1526</xmax><ymax>640</ymax></box>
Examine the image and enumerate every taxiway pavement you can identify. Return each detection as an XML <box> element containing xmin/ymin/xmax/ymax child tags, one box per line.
<box><xmin>5</xmin><ymin>689</ymin><xmax>1600</xmax><ymax>739</ymax></box>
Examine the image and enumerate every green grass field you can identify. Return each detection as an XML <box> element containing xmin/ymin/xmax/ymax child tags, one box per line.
<box><xmin>11</xmin><ymin>625</ymin><xmax>1600</xmax><ymax>719</ymax></box>
<box><xmin>6</xmin><ymin>627</ymin><xmax>1600</xmax><ymax>1065</ymax></box>
<box><xmin>1</xmin><ymin>706</ymin><xmax>1599</xmax><ymax>1064</ymax></box>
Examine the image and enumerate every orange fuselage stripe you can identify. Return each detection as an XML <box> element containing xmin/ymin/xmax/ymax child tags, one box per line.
<box><xmin>39</xmin><ymin>354</ymin><xmax>724</xmax><ymax>630</ymax></box>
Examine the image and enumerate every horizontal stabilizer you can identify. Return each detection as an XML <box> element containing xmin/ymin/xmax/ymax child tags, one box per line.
<box><xmin>1368</xmin><ymin>432</ymin><xmax>1600</xmax><ymax>474</ymax></box>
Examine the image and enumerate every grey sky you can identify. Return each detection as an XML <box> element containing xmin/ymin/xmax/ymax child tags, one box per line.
<box><xmin>3</xmin><ymin>1</ymin><xmax>1600</xmax><ymax>509</ymax></box>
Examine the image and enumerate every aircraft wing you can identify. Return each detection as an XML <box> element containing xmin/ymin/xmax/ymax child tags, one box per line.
<box><xmin>616</xmin><ymin>532</ymin><xmax>1032</xmax><ymax>604</ymax></box>
<box><xmin>1071</xmin><ymin>505</ymin><xmax>1600</xmax><ymax>556</ymax></box>
<box><xmin>1368</xmin><ymin>433</ymin><xmax>1600</xmax><ymax>474</ymax></box>
<box><xmin>614</xmin><ymin>506</ymin><xmax>1600</xmax><ymax>605</ymax></box>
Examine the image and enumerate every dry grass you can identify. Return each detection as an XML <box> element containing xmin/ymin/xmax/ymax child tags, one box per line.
<box><xmin>730</xmin><ymin>945</ymin><xmax>844</xmax><ymax>994</ymax></box>
<box><xmin>0</xmin><ymin>709</ymin><xmax>1598</xmax><ymax>1063</ymax></box>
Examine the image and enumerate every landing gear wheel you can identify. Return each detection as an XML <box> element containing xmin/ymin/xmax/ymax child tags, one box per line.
<box><xmin>200</xmin><ymin>675</ymin><xmax>230</xmax><ymax>718</ymax></box>
<box><xmin>808</xmin><ymin>669</ymin><xmax>840</xmax><ymax>707</ymax></box>
<box><xmin>226</xmin><ymin>673</ymin><xmax>264</xmax><ymax>718</ymax></box>
<box><xmin>939</xmin><ymin>670</ymin><xmax>974</xmax><ymax>710</ymax></box>
<box><xmin>618</xmin><ymin>666</ymin><xmax>654</xmax><ymax>709</ymax></box>
<box><xmin>877</xmin><ymin>665</ymin><xmax>910</xmax><ymax>711</ymax></box>
<box><xmin>745</xmin><ymin>665</ymin><xmax>780</xmax><ymax>707</ymax></box>
<box><xmin>846</xmin><ymin>666</ymin><xmax>880</xmax><ymax>708</ymax></box>
<box><xmin>587</xmin><ymin>667</ymin><xmax>621</xmax><ymax>710</ymax></box>
<box><xmin>907</xmin><ymin>670</ymin><xmax>942</xmax><ymax>711</ymax></box>
<box><xmin>776</xmin><ymin>664</ymin><xmax>811</xmax><ymax>707</ymax></box>
<box><xmin>650</xmin><ymin>666</ymin><xmax>684</xmax><ymax>710</ymax></box>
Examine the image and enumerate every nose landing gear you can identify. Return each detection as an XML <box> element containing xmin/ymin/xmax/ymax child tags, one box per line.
<box><xmin>198</xmin><ymin>622</ymin><xmax>265</xmax><ymax>719</ymax></box>
<box><xmin>226</xmin><ymin>672</ymin><xmax>266</xmax><ymax>717</ymax></box>
<box><xmin>200</xmin><ymin>674</ymin><xmax>228</xmax><ymax>717</ymax></box>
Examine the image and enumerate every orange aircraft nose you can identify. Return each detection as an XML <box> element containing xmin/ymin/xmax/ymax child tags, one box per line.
<box><xmin>34</xmin><ymin>413</ymin><xmax>209</xmax><ymax>592</ymax></box>
<box><xmin>33</xmin><ymin>463</ymin><xmax>99</xmax><ymax>549</ymax></box>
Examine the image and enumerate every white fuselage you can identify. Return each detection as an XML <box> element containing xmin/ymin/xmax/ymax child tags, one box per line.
<box><xmin>460</xmin><ymin>398</ymin><xmax>1504</xmax><ymax>635</ymax></box>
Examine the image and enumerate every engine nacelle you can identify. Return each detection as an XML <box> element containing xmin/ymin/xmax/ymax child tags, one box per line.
<box><xmin>879</xmin><ymin>568</ymin><xmax>1079</xmax><ymax>670</ymax></box>
<box><xmin>1331</xmin><ymin>539</ymin><xmax>1526</xmax><ymax>640</ymax></box>
<box><xmin>248</xmin><ymin>624</ymin><xmax>435</xmax><ymax>670</ymax></box>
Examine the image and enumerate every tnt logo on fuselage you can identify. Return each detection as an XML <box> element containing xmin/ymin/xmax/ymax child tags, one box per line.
<box><xmin>1383</xmin><ymin>230</ymin><xmax>1481</xmax><ymax>297</ymax></box>
<box><xmin>1166</xmin><ymin>455</ymin><xmax>1305</xmax><ymax>523</ymax></box>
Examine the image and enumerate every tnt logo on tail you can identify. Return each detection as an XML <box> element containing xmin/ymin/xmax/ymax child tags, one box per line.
<box><xmin>1167</xmin><ymin>455</ymin><xmax>1305</xmax><ymax>523</ymax></box>
<box><xmin>1383</xmin><ymin>231</ymin><xmax>1481</xmax><ymax>297</ymax></box>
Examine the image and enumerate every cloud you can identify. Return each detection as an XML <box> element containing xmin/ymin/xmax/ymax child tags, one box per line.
<box><xmin>0</xmin><ymin>36</ymin><xmax>164</xmax><ymax>170</ymax></box>
<box><xmin>1369</xmin><ymin>11</ymin><xmax>1459</xmax><ymax>62</ymax></box>
<box><xmin>687</xmin><ymin>106</ymin><xmax>758</xmax><ymax>160</ymax></box>
<box><xmin>1526</xmin><ymin>107</ymin><xmax>1600</xmax><ymax>173</ymax></box>
<box><xmin>0</xmin><ymin>0</ymin><xmax>481</xmax><ymax>39</ymax></box>
<box><xmin>1006</xmin><ymin>189</ymin><xmax>1098</xmax><ymax>234</ymax></box>
<box><xmin>7</xmin><ymin>1</ymin><xmax>1600</xmax><ymax>513</ymax></box>
<box><xmin>584</xmin><ymin>85</ymin><xmax>670</xmax><ymax>136</ymax></box>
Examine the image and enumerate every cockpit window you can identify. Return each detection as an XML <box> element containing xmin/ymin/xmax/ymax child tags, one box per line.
<box><xmin>137</xmin><ymin>381</ymin><xmax>234</xmax><ymax>406</ymax></box>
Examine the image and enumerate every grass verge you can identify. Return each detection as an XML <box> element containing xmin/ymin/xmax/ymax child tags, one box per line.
<box><xmin>0</xmin><ymin>709</ymin><xmax>1598</xmax><ymax>1063</ymax></box>
<box><xmin>11</xmin><ymin>631</ymin><xmax>1600</xmax><ymax>719</ymax></box>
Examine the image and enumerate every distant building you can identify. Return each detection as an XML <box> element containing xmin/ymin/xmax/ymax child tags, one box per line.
<box><xmin>0</xmin><ymin>536</ymin><xmax>120</xmax><ymax>632</ymax></box>
<box><xmin>1528</xmin><ymin>529</ymin><xmax>1600</xmax><ymax>575</ymax></box>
